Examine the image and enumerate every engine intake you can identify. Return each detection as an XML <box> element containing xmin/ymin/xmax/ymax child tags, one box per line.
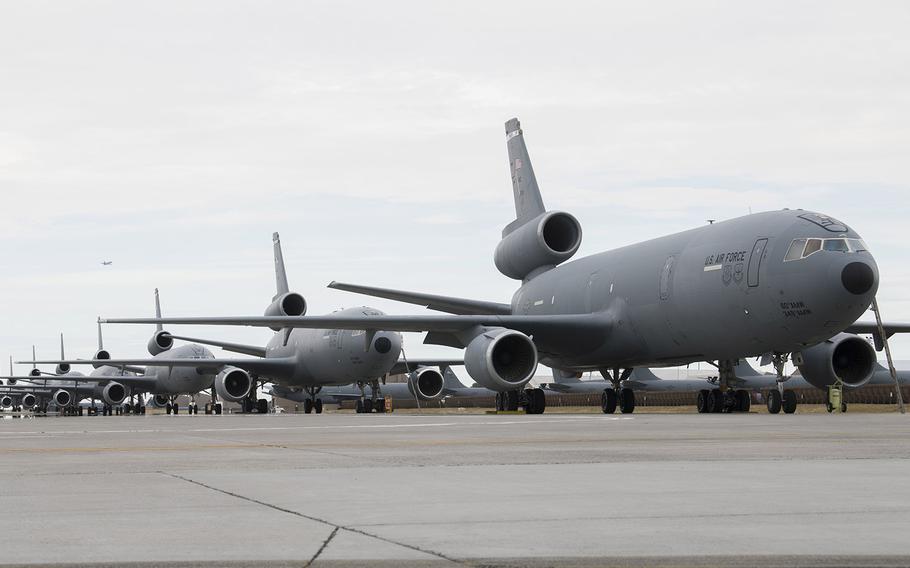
<box><xmin>797</xmin><ymin>333</ymin><xmax>876</xmax><ymax>389</ymax></box>
<box><xmin>52</xmin><ymin>389</ymin><xmax>72</xmax><ymax>407</ymax></box>
<box><xmin>215</xmin><ymin>367</ymin><xmax>253</xmax><ymax>403</ymax></box>
<box><xmin>21</xmin><ymin>393</ymin><xmax>37</xmax><ymax>408</ymax></box>
<box><xmin>0</xmin><ymin>395</ymin><xmax>12</xmax><ymax>408</ymax></box>
<box><xmin>92</xmin><ymin>349</ymin><xmax>112</xmax><ymax>369</ymax></box>
<box><xmin>263</xmin><ymin>292</ymin><xmax>307</xmax><ymax>331</ymax></box>
<box><xmin>150</xmin><ymin>394</ymin><xmax>169</xmax><ymax>408</ymax></box>
<box><xmin>56</xmin><ymin>362</ymin><xmax>71</xmax><ymax>375</ymax></box>
<box><xmin>95</xmin><ymin>382</ymin><xmax>127</xmax><ymax>406</ymax></box>
<box><xmin>464</xmin><ymin>328</ymin><xmax>538</xmax><ymax>392</ymax></box>
<box><xmin>494</xmin><ymin>211</ymin><xmax>582</xmax><ymax>280</ymax></box>
<box><xmin>407</xmin><ymin>368</ymin><xmax>445</xmax><ymax>400</ymax></box>
<box><xmin>147</xmin><ymin>331</ymin><xmax>174</xmax><ymax>356</ymax></box>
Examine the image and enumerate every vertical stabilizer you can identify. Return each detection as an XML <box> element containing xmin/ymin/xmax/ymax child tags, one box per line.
<box><xmin>442</xmin><ymin>366</ymin><xmax>465</xmax><ymax>389</ymax></box>
<box><xmin>273</xmin><ymin>232</ymin><xmax>290</xmax><ymax>298</ymax></box>
<box><xmin>97</xmin><ymin>320</ymin><xmax>104</xmax><ymax>351</ymax></box>
<box><xmin>59</xmin><ymin>333</ymin><xmax>65</xmax><ymax>359</ymax></box>
<box><xmin>9</xmin><ymin>355</ymin><xmax>12</xmax><ymax>375</ymax></box>
<box><xmin>503</xmin><ymin>118</ymin><xmax>546</xmax><ymax>235</ymax></box>
<box><xmin>32</xmin><ymin>346</ymin><xmax>36</xmax><ymax>369</ymax></box>
<box><xmin>154</xmin><ymin>288</ymin><xmax>163</xmax><ymax>333</ymax></box>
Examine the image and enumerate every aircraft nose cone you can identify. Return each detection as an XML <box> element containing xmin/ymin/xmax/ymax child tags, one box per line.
<box><xmin>841</xmin><ymin>262</ymin><xmax>875</xmax><ymax>295</ymax></box>
<box><xmin>373</xmin><ymin>336</ymin><xmax>392</xmax><ymax>354</ymax></box>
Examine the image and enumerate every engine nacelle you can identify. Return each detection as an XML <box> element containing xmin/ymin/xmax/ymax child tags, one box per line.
<box><xmin>150</xmin><ymin>394</ymin><xmax>169</xmax><ymax>408</ymax></box>
<box><xmin>7</xmin><ymin>378</ymin><xmax>16</xmax><ymax>386</ymax></box>
<box><xmin>147</xmin><ymin>330</ymin><xmax>174</xmax><ymax>355</ymax></box>
<box><xmin>56</xmin><ymin>362</ymin><xmax>71</xmax><ymax>375</ymax></box>
<box><xmin>92</xmin><ymin>349</ymin><xmax>112</xmax><ymax>369</ymax></box>
<box><xmin>407</xmin><ymin>368</ymin><xmax>445</xmax><ymax>400</ymax></box>
<box><xmin>494</xmin><ymin>211</ymin><xmax>582</xmax><ymax>280</ymax></box>
<box><xmin>29</xmin><ymin>368</ymin><xmax>42</xmax><ymax>378</ymax></box>
<box><xmin>215</xmin><ymin>367</ymin><xmax>253</xmax><ymax>403</ymax></box>
<box><xmin>94</xmin><ymin>382</ymin><xmax>127</xmax><ymax>406</ymax></box>
<box><xmin>21</xmin><ymin>393</ymin><xmax>37</xmax><ymax>408</ymax></box>
<box><xmin>263</xmin><ymin>292</ymin><xmax>307</xmax><ymax>332</ymax></box>
<box><xmin>52</xmin><ymin>389</ymin><xmax>72</xmax><ymax>407</ymax></box>
<box><xmin>464</xmin><ymin>328</ymin><xmax>538</xmax><ymax>392</ymax></box>
<box><xmin>797</xmin><ymin>333</ymin><xmax>876</xmax><ymax>389</ymax></box>
<box><xmin>0</xmin><ymin>395</ymin><xmax>12</xmax><ymax>408</ymax></box>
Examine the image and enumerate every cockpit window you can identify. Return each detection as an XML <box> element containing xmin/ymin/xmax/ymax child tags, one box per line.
<box><xmin>784</xmin><ymin>237</ymin><xmax>869</xmax><ymax>262</ymax></box>
<box><xmin>803</xmin><ymin>239</ymin><xmax>822</xmax><ymax>257</ymax></box>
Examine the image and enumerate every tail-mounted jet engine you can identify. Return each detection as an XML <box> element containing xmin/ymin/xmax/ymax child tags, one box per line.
<box><xmin>55</xmin><ymin>362</ymin><xmax>71</xmax><ymax>375</ymax></box>
<box><xmin>52</xmin><ymin>389</ymin><xmax>72</xmax><ymax>407</ymax></box>
<box><xmin>147</xmin><ymin>331</ymin><xmax>174</xmax><ymax>356</ymax></box>
<box><xmin>94</xmin><ymin>382</ymin><xmax>127</xmax><ymax>406</ymax></box>
<box><xmin>407</xmin><ymin>368</ymin><xmax>445</xmax><ymax>400</ymax></box>
<box><xmin>21</xmin><ymin>393</ymin><xmax>37</xmax><ymax>407</ymax></box>
<box><xmin>494</xmin><ymin>211</ymin><xmax>582</xmax><ymax>280</ymax></box>
<box><xmin>214</xmin><ymin>367</ymin><xmax>253</xmax><ymax>403</ymax></box>
<box><xmin>264</xmin><ymin>292</ymin><xmax>307</xmax><ymax>332</ymax></box>
<box><xmin>92</xmin><ymin>348</ymin><xmax>112</xmax><ymax>369</ymax></box>
<box><xmin>797</xmin><ymin>333</ymin><xmax>876</xmax><ymax>389</ymax></box>
<box><xmin>465</xmin><ymin>328</ymin><xmax>538</xmax><ymax>392</ymax></box>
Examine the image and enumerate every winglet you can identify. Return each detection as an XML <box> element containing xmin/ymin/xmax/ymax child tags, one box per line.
<box><xmin>273</xmin><ymin>232</ymin><xmax>290</xmax><ymax>298</ymax></box>
<box><xmin>154</xmin><ymin>288</ymin><xmax>163</xmax><ymax>333</ymax></box>
<box><xmin>503</xmin><ymin>118</ymin><xmax>546</xmax><ymax>236</ymax></box>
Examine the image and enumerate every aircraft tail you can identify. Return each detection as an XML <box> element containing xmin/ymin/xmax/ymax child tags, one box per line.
<box><xmin>503</xmin><ymin>118</ymin><xmax>546</xmax><ymax>236</ymax></box>
<box><xmin>628</xmin><ymin>368</ymin><xmax>661</xmax><ymax>381</ymax></box>
<box><xmin>442</xmin><ymin>366</ymin><xmax>465</xmax><ymax>389</ymax></box>
<box><xmin>154</xmin><ymin>288</ymin><xmax>163</xmax><ymax>333</ymax></box>
<box><xmin>97</xmin><ymin>320</ymin><xmax>104</xmax><ymax>351</ymax></box>
<box><xmin>273</xmin><ymin>232</ymin><xmax>290</xmax><ymax>299</ymax></box>
<box><xmin>551</xmin><ymin>368</ymin><xmax>584</xmax><ymax>384</ymax></box>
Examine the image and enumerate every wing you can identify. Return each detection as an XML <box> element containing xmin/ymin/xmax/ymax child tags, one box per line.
<box><xmin>388</xmin><ymin>358</ymin><xmax>464</xmax><ymax>375</ymax></box>
<box><xmin>26</xmin><ymin>357</ymin><xmax>297</xmax><ymax>376</ymax></box>
<box><xmin>328</xmin><ymin>281</ymin><xmax>512</xmax><ymax>315</ymax></box>
<box><xmin>845</xmin><ymin>321</ymin><xmax>910</xmax><ymax>351</ymax></box>
<box><xmin>166</xmin><ymin>334</ymin><xmax>267</xmax><ymax>357</ymax></box>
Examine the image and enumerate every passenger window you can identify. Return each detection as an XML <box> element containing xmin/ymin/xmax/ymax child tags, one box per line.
<box><xmin>823</xmin><ymin>239</ymin><xmax>849</xmax><ymax>252</ymax></box>
<box><xmin>802</xmin><ymin>239</ymin><xmax>822</xmax><ymax>257</ymax></box>
<box><xmin>784</xmin><ymin>239</ymin><xmax>806</xmax><ymax>261</ymax></box>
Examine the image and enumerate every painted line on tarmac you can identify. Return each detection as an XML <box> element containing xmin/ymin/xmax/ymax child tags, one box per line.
<box><xmin>0</xmin><ymin>416</ymin><xmax>632</xmax><ymax>437</ymax></box>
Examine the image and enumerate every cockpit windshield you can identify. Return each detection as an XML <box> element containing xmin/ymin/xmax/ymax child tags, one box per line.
<box><xmin>783</xmin><ymin>238</ymin><xmax>868</xmax><ymax>261</ymax></box>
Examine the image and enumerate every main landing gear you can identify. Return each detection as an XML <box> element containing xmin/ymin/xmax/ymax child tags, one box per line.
<box><xmin>355</xmin><ymin>381</ymin><xmax>386</xmax><ymax>413</ymax></box>
<box><xmin>241</xmin><ymin>381</ymin><xmax>270</xmax><ymax>414</ymax></box>
<box><xmin>494</xmin><ymin>388</ymin><xmax>546</xmax><ymax>414</ymax></box>
<box><xmin>204</xmin><ymin>388</ymin><xmax>223</xmax><ymax>414</ymax></box>
<box><xmin>600</xmin><ymin>368</ymin><xmax>634</xmax><ymax>414</ymax></box>
<box><xmin>696</xmin><ymin>360</ymin><xmax>751</xmax><ymax>414</ymax></box>
<box><xmin>303</xmin><ymin>386</ymin><xmax>324</xmax><ymax>414</ymax></box>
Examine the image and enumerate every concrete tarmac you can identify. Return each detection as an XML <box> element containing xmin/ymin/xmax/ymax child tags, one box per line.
<box><xmin>1</xmin><ymin>411</ymin><xmax>909</xmax><ymax>567</ymax></box>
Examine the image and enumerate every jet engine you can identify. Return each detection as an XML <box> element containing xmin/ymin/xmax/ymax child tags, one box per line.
<box><xmin>494</xmin><ymin>211</ymin><xmax>582</xmax><ymax>280</ymax></box>
<box><xmin>797</xmin><ymin>333</ymin><xmax>876</xmax><ymax>389</ymax></box>
<box><xmin>7</xmin><ymin>378</ymin><xmax>16</xmax><ymax>386</ymax></box>
<box><xmin>94</xmin><ymin>382</ymin><xmax>127</xmax><ymax>406</ymax></box>
<box><xmin>214</xmin><ymin>367</ymin><xmax>253</xmax><ymax>403</ymax></box>
<box><xmin>21</xmin><ymin>393</ymin><xmax>37</xmax><ymax>408</ymax></box>
<box><xmin>147</xmin><ymin>330</ymin><xmax>174</xmax><ymax>355</ymax></box>
<box><xmin>464</xmin><ymin>328</ymin><xmax>538</xmax><ymax>392</ymax></box>
<box><xmin>0</xmin><ymin>395</ymin><xmax>12</xmax><ymax>408</ymax></box>
<box><xmin>263</xmin><ymin>292</ymin><xmax>307</xmax><ymax>331</ymax></box>
<box><xmin>55</xmin><ymin>362</ymin><xmax>71</xmax><ymax>375</ymax></box>
<box><xmin>92</xmin><ymin>349</ymin><xmax>112</xmax><ymax>369</ymax></box>
<box><xmin>150</xmin><ymin>394</ymin><xmax>169</xmax><ymax>408</ymax></box>
<box><xmin>407</xmin><ymin>368</ymin><xmax>445</xmax><ymax>400</ymax></box>
<box><xmin>52</xmin><ymin>389</ymin><xmax>72</xmax><ymax>407</ymax></box>
<box><xmin>29</xmin><ymin>368</ymin><xmax>42</xmax><ymax>377</ymax></box>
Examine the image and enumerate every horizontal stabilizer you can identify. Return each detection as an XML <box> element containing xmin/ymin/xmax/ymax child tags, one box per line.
<box><xmin>166</xmin><ymin>334</ymin><xmax>267</xmax><ymax>357</ymax></box>
<box><xmin>389</xmin><ymin>358</ymin><xmax>464</xmax><ymax>376</ymax></box>
<box><xmin>328</xmin><ymin>282</ymin><xmax>511</xmax><ymax>315</ymax></box>
<box><xmin>24</xmin><ymin>357</ymin><xmax>296</xmax><ymax>377</ymax></box>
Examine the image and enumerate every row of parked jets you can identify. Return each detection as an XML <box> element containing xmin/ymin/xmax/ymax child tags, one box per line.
<box><xmin>2</xmin><ymin>117</ymin><xmax>908</xmax><ymax>416</ymax></box>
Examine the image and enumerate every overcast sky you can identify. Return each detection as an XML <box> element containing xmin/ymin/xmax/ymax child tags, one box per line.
<box><xmin>1</xmin><ymin>1</ymin><xmax>908</xmax><ymax>377</ymax></box>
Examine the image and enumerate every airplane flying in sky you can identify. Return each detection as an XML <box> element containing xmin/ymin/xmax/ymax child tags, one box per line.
<box><xmin>54</xmin><ymin>234</ymin><xmax>460</xmax><ymax>414</ymax></box>
<box><xmin>100</xmin><ymin>118</ymin><xmax>909</xmax><ymax>415</ymax></box>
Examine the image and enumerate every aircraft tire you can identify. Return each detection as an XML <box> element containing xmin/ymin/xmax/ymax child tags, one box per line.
<box><xmin>304</xmin><ymin>399</ymin><xmax>314</xmax><ymax>414</ymax></box>
<box><xmin>375</xmin><ymin>399</ymin><xmax>386</xmax><ymax>413</ymax></box>
<box><xmin>363</xmin><ymin>399</ymin><xmax>373</xmax><ymax>413</ymax></box>
<box><xmin>215</xmin><ymin>403</ymin><xmax>222</xmax><ymax>415</ymax></box>
<box><xmin>315</xmin><ymin>399</ymin><xmax>323</xmax><ymax>414</ymax></box>
<box><xmin>696</xmin><ymin>390</ymin><xmax>709</xmax><ymax>413</ymax></box>
<box><xmin>526</xmin><ymin>388</ymin><xmax>545</xmax><ymax>414</ymax></box>
<box><xmin>355</xmin><ymin>399</ymin><xmax>363</xmax><ymax>413</ymax></box>
<box><xmin>736</xmin><ymin>390</ymin><xmax>751</xmax><ymax>412</ymax></box>
<box><xmin>767</xmin><ymin>390</ymin><xmax>782</xmax><ymax>414</ymax></box>
<box><xmin>505</xmin><ymin>390</ymin><xmax>520</xmax><ymax>411</ymax></box>
<box><xmin>619</xmin><ymin>388</ymin><xmax>635</xmax><ymax>414</ymax></box>
<box><xmin>602</xmin><ymin>389</ymin><xmax>617</xmax><ymax>414</ymax></box>
<box><xmin>782</xmin><ymin>390</ymin><xmax>797</xmax><ymax>414</ymax></box>
<box><xmin>708</xmin><ymin>389</ymin><xmax>724</xmax><ymax>413</ymax></box>
<box><xmin>173</xmin><ymin>404</ymin><xmax>179</xmax><ymax>415</ymax></box>
<box><xmin>841</xmin><ymin>402</ymin><xmax>847</xmax><ymax>413</ymax></box>
<box><xmin>494</xmin><ymin>393</ymin><xmax>504</xmax><ymax>411</ymax></box>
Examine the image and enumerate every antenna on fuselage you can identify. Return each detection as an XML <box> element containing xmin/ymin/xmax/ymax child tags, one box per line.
<box><xmin>272</xmin><ymin>232</ymin><xmax>290</xmax><ymax>298</ymax></box>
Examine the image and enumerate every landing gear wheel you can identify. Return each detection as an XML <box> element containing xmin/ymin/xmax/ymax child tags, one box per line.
<box><xmin>601</xmin><ymin>389</ymin><xmax>617</xmax><ymax>414</ymax></box>
<box><xmin>304</xmin><ymin>399</ymin><xmax>314</xmax><ymax>414</ymax></box>
<box><xmin>165</xmin><ymin>403</ymin><xmax>172</xmax><ymax>415</ymax></box>
<box><xmin>355</xmin><ymin>399</ymin><xmax>364</xmax><ymax>413</ymax></box>
<box><xmin>314</xmin><ymin>399</ymin><xmax>323</xmax><ymax>414</ymax></box>
<box><xmin>139</xmin><ymin>405</ymin><xmax>146</xmax><ymax>415</ymax></box>
<box><xmin>735</xmin><ymin>390</ymin><xmax>751</xmax><ymax>412</ymax></box>
<box><xmin>782</xmin><ymin>390</ymin><xmax>797</xmax><ymax>414</ymax></box>
<box><xmin>172</xmin><ymin>403</ymin><xmax>179</xmax><ymax>415</ymax></box>
<box><xmin>841</xmin><ymin>402</ymin><xmax>848</xmax><ymax>413</ymax></box>
<box><xmin>708</xmin><ymin>389</ymin><xmax>724</xmax><ymax>413</ymax></box>
<box><xmin>257</xmin><ymin>398</ymin><xmax>269</xmax><ymax>414</ymax></box>
<box><xmin>362</xmin><ymin>399</ymin><xmax>373</xmax><ymax>413</ymax></box>
<box><xmin>123</xmin><ymin>403</ymin><xmax>132</xmax><ymax>414</ymax></box>
<box><xmin>525</xmin><ymin>388</ymin><xmax>545</xmax><ymax>414</ymax></box>
<box><xmin>505</xmin><ymin>390</ymin><xmax>520</xmax><ymax>411</ymax></box>
<box><xmin>214</xmin><ymin>403</ymin><xmax>222</xmax><ymax>415</ymax></box>
<box><xmin>696</xmin><ymin>390</ymin><xmax>709</xmax><ymax>414</ymax></box>
<box><xmin>619</xmin><ymin>388</ymin><xmax>635</xmax><ymax>414</ymax></box>
<box><xmin>826</xmin><ymin>402</ymin><xmax>834</xmax><ymax>413</ymax></box>
<box><xmin>375</xmin><ymin>399</ymin><xmax>386</xmax><ymax>413</ymax></box>
<box><xmin>767</xmin><ymin>390</ymin><xmax>782</xmax><ymax>414</ymax></box>
<box><xmin>494</xmin><ymin>392</ymin><xmax>504</xmax><ymax>411</ymax></box>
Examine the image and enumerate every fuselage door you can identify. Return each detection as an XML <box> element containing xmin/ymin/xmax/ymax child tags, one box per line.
<box><xmin>747</xmin><ymin>238</ymin><xmax>768</xmax><ymax>288</ymax></box>
<box><xmin>659</xmin><ymin>256</ymin><xmax>675</xmax><ymax>301</ymax></box>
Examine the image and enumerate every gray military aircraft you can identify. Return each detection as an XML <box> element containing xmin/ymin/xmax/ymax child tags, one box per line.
<box><xmin>59</xmin><ymin>234</ymin><xmax>461</xmax><ymax>414</ymax></box>
<box><xmin>101</xmin><ymin>118</ymin><xmax>907</xmax><ymax>415</ymax></box>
